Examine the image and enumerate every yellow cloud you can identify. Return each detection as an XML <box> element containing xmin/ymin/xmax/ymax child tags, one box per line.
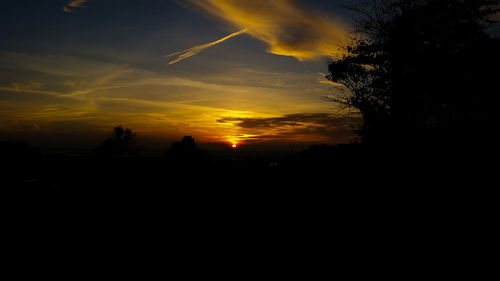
<box><xmin>96</xmin><ymin>72</ymin><xmax>121</xmax><ymax>84</ymax></box>
<box><xmin>63</xmin><ymin>80</ymin><xmax>87</xmax><ymax>88</ymax></box>
<box><xmin>165</xmin><ymin>29</ymin><xmax>247</xmax><ymax>64</ymax></box>
<box><xmin>0</xmin><ymin>86</ymin><xmax>60</xmax><ymax>97</ymax></box>
<box><xmin>63</xmin><ymin>0</ymin><xmax>88</xmax><ymax>12</ymax></box>
<box><xmin>318</xmin><ymin>80</ymin><xmax>344</xmax><ymax>87</ymax></box>
<box><xmin>68</xmin><ymin>0</ymin><xmax>88</xmax><ymax>8</ymax></box>
<box><xmin>10</xmin><ymin>81</ymin><xmax>43</xmax><ymax>91</ymax></box>
<box><xmin>185</xmin><ymin>0</ymin><xmax>351</xmax><ymax>61</ymax></box>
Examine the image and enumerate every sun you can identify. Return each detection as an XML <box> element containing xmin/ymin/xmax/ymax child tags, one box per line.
<box><xmin>232</xmin><ymin>143</ymin><xmax>237</xmax><ymax>148</ymax></box>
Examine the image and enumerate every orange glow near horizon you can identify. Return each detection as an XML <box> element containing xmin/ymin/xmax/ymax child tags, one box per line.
<box><xmin>0</xmin><ymin>1</ymin><xmax>362</xmax><ymax>149</ymax></box>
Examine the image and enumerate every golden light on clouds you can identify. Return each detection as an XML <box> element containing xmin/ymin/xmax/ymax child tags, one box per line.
<box><xmin>10</xmin><ymin>81</ymin><xmax>43</xmax><ymax>92</ymax></box>
<box><xmin>185</xmin><ymin>0</ymin><xmax>351</xmax><ymax>61</ymax></box>
<box><xmin>165</xmin><ymin>29</ymin><xmax>248</xmax><ymax>64</ymax></box>
<box><xmin>63</xmin><ymin>0</ymin><xmax>88</xmax><ymax>13</ymax></box>
<box><xmin>1</xmin><ymin>0</ymin><xmax>360</xmax><ymax>149</ymax></box>
<box><xmin>2</xmin><ymin>51</ymin><xmax>350</xmax><ymax>146</ymax></box>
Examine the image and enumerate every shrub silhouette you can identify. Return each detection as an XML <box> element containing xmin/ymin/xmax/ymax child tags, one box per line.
<box><xmin>164</xmin><ymin>136</ymin><xmax>210</xmax><ymax>167</ymax></box>
<box><xmin>95</xmin><ymin>126</ymin><xmax>138</xmax><ymax>157</ymax></box>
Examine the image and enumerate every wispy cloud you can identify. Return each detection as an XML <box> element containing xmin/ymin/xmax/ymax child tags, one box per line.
<box><xmin>164</xmin><ymin>29</ymin><xmax>247</xmax><ymax>65</ymax></box>
<box><xmin>218</xmin><ymin>113</ymin><xmax>357</xmax><ymax>129</ymax></box>
<box><xmin>0</xmin><ymin>48</ymin><xmax>352</xmax><ymax>145</ymax></box>
<box><xmin>217</xmin><ymin>113</ymin><xmax>361</xmax><ymax>143</ymax></box>
<box><xmin>63</xmin><ymin>0</ymin><xmax>88</xmax><ymax>13</ymax></box>
<box><xmin>0</xmin><ymin>86</ymin><xmax>60</xmax><ymax>97</ymax></box>
<box><xmin>0</xmin><ymin>82</ymin><xmax>60</xmax><ymax>97</ymax></box>
<box><xmin>181</xmin><ymin>0</ymin><xmax>351</xmax><ymax>61</ymax></box>
<box><xmin>95</xmin><ymin>72</ymin><xmax>123</xmax><ymax>84</ymax></box>
<box><xmin>10</xmin><ymin>81</ymin><xmax>44</xmax><ymax>91</ymax></box>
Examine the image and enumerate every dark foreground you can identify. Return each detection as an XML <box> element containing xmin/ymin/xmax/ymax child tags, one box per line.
<box><xmin>2</xmin><ymin>142</ymin><xmax>495</xmax><ymax>277</ymax></box>
<box><xmin>3</xmin><ymin>142</ymin><xmax>493</xmax><ymax>204</ymax></box>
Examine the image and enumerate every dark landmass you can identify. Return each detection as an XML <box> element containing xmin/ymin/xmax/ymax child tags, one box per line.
<box><xmin>2</xmin><ymin>139</ymin><xmax>494</xmax><ymax>269</ymax></box>
<box><xmin>2</xmin><ymin>140</ymin><xmax>491</xmax><ymax>198</ymax></box>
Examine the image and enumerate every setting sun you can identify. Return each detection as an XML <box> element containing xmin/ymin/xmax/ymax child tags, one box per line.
<box><xmin>0</xmin><ymin>0</ymin><xmax>494</xmax><ymax>203</ymax></box>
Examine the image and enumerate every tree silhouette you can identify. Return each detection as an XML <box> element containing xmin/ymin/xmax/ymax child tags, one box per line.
<box><xmin>327</xmin><ymin>0</ymin><xmax>499</xmax><ymax>147</ymax></box>
<box><xmin>164</xmin><ymin>136</ymin><xmax>210</xmax><ymax>167</ymax></box>
<box><xmin>96</xmin><ymin>126</ymin><xmax>138</xmax><ymax>157</ymax></box>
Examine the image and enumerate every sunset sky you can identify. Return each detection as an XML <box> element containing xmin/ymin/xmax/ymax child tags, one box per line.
<box><xmin>0</xmin><ymin>0</ymin><xmax>363</xmax><ymax>150</ymax></box>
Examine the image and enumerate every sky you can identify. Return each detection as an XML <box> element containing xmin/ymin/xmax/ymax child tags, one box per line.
<box><xmin>0</xmin><ymin>0</ymin><xmax>363</xmax><ymax>151</ymax></box>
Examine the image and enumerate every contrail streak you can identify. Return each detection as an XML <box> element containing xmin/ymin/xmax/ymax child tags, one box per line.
<box><xmin>165</xmin><ymin>29</ymin><xmax>247</xmax><ymax>65</ymax></box>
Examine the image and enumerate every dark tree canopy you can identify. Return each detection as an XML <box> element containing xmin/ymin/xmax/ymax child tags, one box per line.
<box><xmin>164</xmin><ymin>136</ymin><xmax>210</xmax><ymax>167</ymax></box>
<box><xmin>327</xmin><ymin>0</ymin><xmax>499</xmax><ymax>147</ymax></box>
<box><xmin>171</xmin><ymin>136</ymin><xmax>197</xmax><ymax>152</ymax></box>
<box><xmin>96</xmin><ymin>126</ymin><xmax>138</xmax><ymax>157</ymax></box>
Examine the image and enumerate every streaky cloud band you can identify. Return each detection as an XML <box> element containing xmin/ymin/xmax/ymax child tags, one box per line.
<box><xmin>164</xmin><ymin>29</ymin><xmax>247</xmax><ymax>65</ymax></box>
<box><xmin>184</xmin><ymin>0</ymin><xmax>351</xmax><ymax>61</ymax></box>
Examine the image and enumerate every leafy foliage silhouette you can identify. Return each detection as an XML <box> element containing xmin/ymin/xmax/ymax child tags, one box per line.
<box><xmin>95</xmin><ymin>125</ymin><xmax>138</xmax><ymax>157</ymax></box>
<box><xmin>327</xmin><ymin>0</ymin><xmax>499</xmax><ymax>147</ymax></box>
<box><xmin>164</xmin><ymin>136</ymin><xmax>210</xmax><ymax>167</ymax></box>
